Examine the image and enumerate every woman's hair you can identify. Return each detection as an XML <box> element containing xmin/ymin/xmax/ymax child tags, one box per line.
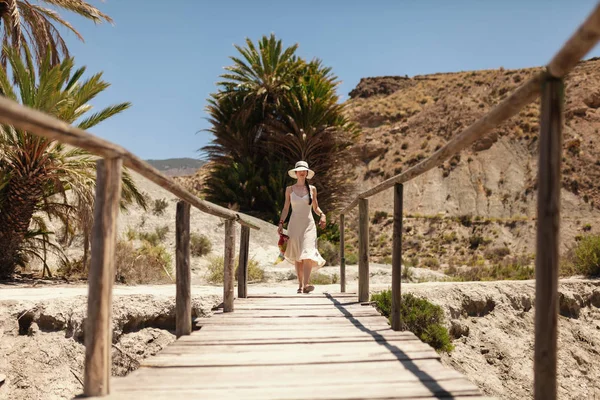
<box><xmin>304</xmin><ymin>179</ymin><xmax>312</xmax><ymax>205</ymax></box>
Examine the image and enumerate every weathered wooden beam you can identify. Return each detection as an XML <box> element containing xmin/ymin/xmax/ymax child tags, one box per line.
<box><xmin>391</xmin><ymin>183</ymin><xmax>403</xmax><ymax>331</ymax></box>
<box><xmin>547</xmin><ymin>2</ymin><xmax>600</xmax><ymax>78</ymax></box>
<box><xmin>84</xmin><ymin>158</ymin><xmax>123</xmax><ymax>396</ymax></box>
<box><xmin>237</xmin><ymin>225</ymin><xmax>250</xmax><ymax>299</ymax></box>
<box><xmin>358</xmin><ymin>199</ymin><xmax>369</xmax><ymax>303</ymax></box>
<box><xmin>339</xmin><ymin>214</ymin><xmax>346</xmax><ymax>293</ymax></box>
<box><xmin>223</xmin><ymin>219</ymin><xmax>236</xmax><ymax>312</ymax></box>
<box><xmin>534</xmin><ymin>77</ymin><xmax>564</xmax><ymax>400</ymax></box>
<box><xmin>175</xmin><ymin>201</ymin><xmax>192</xmax><ymax>338</ymax></box>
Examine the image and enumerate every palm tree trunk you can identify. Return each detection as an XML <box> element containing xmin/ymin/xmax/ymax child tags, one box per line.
<box><xmin>0</xmin><ymin>176</ymin><xmax>43</xmax><ymax>278</ymax></box>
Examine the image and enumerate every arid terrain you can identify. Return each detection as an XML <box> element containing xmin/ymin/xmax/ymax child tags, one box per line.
<box><xmin>2</xmin><ymin>276</ymin><xmax>599</xmax><ymax>400</ymax></box>
<box><xmin>3</xmin><ymin>60</ymin><xmax>600</xmax><ymax>399</ymax></box>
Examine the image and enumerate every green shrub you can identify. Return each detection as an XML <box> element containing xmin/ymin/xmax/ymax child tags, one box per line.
<box><xmin>484</xmin><ymin>246</ymin><xmax>511</xmax><ymax>262</ymax></box>
<box><xmin>468</xmin><ymin>235</ymin><xmax>489</xmax><ymax>250</ymax></box>
<box><xmin>155</xmin><ymin>225</ymin><xmax>169</xmax><ymax>241</ymax></box>
<box><xmin>458</xmin><ymin>215</ymin><xmax>472</xmax><ymax>227</ymax></box>
<box><xmin>318</xmin><ymin>220</ymin><xmax>340</xmax><ymax>244</ymax></box>
<box><xmin>402</xmin><ymin>265</ymin><xmax>413</xmax><ymax>281</ymax></box>
<box><xmin>152</xmin><ymin>198</ymin><xmax>169</xmax><ymax>216</ymax></box>
<box><xmin>345</xmin><ymin>253</ymin><xmax>358</xmax><ymax>265</ymax></box>
<box><xmin>310</xmin><ymin>272</ymin><xmax>338</xmax><ymax>285</ymax></box>
<box><xmin>206</xmin><ymin>256</ymin><xmax>225</xmax><ymax>284</ymax></box>
<box><xmin>372</xmin><ymin>211</ymin><xmax>389</xmax><ymax>224</ymax></box>
<box><xmin>318</xmin><ymin>239</ymin><xmax>339</xmax><ymax>266</ymax></box>
<box><xmin>371</xmin><ymin>291</ymin><xmax>454</xmax><ymax>353</ymax></box>
<box><xmin>190</xmin><ymin>233</ymin><xmax>212</xmax><ymax>257</ymax></box>
<box><xmin>115</xmin><ymin>240</ymin><xmax>172</xmax><ymax>284</ymax></box>
<box><xmin>449</xmin><ymin>255</ymin><xmax>534</xmax><ymax>281</ymax></box>
<box><xmin>208</xmin><ymin>256</ymin><xmax>266</xmax><ymax>284</ymax></box>
<box><xmin>125</xmin><ymin>227</ymin><xmax>137</xmax><ymax>241</ymax></box>
<box><xmin>236</xmin><ymin>259</ymin><xmax>265</xmax><ymax>283</ymax></box>
<box><xmin>561</xmin><ymin>234</ymin><xmax>600</xmax><ymax>277</ymax></box>
<box><xmin>442</xmin><ymin>232</ymin><xmax>457</xmax><ymax>244</ymax></box>
<box><xmin>422</xmin><ymin>257</ymin><xmax>440</xmax><ymax>270</ymax></box>
<box><xmin>138</xmin><ymin>226</ymin><xmax>169</xmax><ymax>246</ymax></box>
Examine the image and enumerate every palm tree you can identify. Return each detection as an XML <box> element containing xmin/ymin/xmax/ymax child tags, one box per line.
<box><xmin>0</xmin><ymin>47</ymin><xmax>146</xmax><ymax>278</ymax></box>
<box><xmin>0</xmin><ymin>0</ymin><xmax>111</xmax><ymax>67</ymax></box>
<box><xmin>217</xmin><ymin>33</ymin><xmax>301</xmax><ymax>118</ymax></box>
<box><xmin>266</xmin><ymin>63</ymin><xmax>359</xmax><ymax>211</ymax></box>
<box><xmin>203</xmin><ymin>35</ymin><xmax>360</xmax><ymax>218</ymax></box>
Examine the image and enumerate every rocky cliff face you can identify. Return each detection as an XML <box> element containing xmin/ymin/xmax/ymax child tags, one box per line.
<box><xmin>343</xmin><ymin>59</ymin><xmax>600</xmax><ymax>263</ymax></box>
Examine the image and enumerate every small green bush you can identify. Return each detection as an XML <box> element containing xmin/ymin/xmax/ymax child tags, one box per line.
<box><xmin>402</xmin><ymin>265</ymin><xmax>413</xmax><ymax>281</ymax></box>
<box><xmin>115</xmin><ymin>240</ymin><xmax>172</xmax><ymax>284</ymax></box>
<box><xmin>206</xmin><ymin>256</ymin><xmax>224</xmax><ymax>284</ymax></box>
<box><xmin>318</xmin><ymin>220</ymin><xmax>340</xmax><ymax>244</ymax></box>
<box><xmin>236</xmin><ymin>259</ymin><xmax>265</xmax><ymax>283</ymax></box>
<box><xmin>152</xmin><ymin>198</ymin><xmax>169</xmax><ymax>216</ymax></box>
<box><xmin>484</xmin><ymin>246</ymin><xmax>511</xmax><ymax>262</ymax></box>
<box><xmin>469</xmin><ymin>235</ymin><xmax>487</xmax><ymax>250</ymax></box>
<box><xmin>372</xmin><ymin>211</ymin><xmax>389</xmax><ymax>224</ymax></box>
<box><xmin>422</xmin><ymin>257</ymin><xmax>440</xmax><ymax>270</ymax></box>
<box><xmin>318</xmin><ymin>239</ymin><xmax>339</xmax><ymax>266</ymax></box>
<box><xmin>371</xmin><ymin>291</ymin><xmax>454</xmax><ymax>353</ymax></box>
<box><xmin>449</xmin><ymin>256</ymin><xmax>534</xmax><ymax>281</ymax></box>
<box><xmin>561</xmin><ymin>234</ymin><xmax>600</xmax><ymax>277</ymax></box>
<box><xmin>310</xmin><ymin>272</ymin><xmax>339</xmax><ymax>285</ymax></box>
<box><xmin>138</xmin><ymin>226</ymin><xmax>169</xmax><ymax>246</ymax></box>
<box><xmin>345</xmin><ymin>253</ymin><xmax>358</xmax><ymax>264</ymax></box>
<box><xmin>190</xmin><ymin>233</ymin><xmax>212</xmax><ymax>257</ymax></box>
<box><xmin>458</xmin><ymin>215</ymin><xmax>472</xmax><ymax>227</ymax></box>
<box><xmin>208</xmin><ymin>257</ymin><xmax>266</xmax><ymax>284</ymax></box>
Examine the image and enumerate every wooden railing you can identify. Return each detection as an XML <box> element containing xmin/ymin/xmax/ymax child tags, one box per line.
<box><xmin>338</xmin><ymin>4</ymin><xmax>600</xmax><ymax>400</ymax></box>
<box><xmin>0</xmin><ymin>96</ymin><xmax>261</xmax><ymax>396</ymax></box>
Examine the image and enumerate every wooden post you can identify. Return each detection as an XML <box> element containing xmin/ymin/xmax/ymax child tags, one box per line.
<box><xmin>391</xmin><ymin>183</ymin><xmax>403</xmax><ymax>331</ymax></box>
<box><xmin>84</xmin><ymin>158</ymin><xmax>122</xmax><ymax>397</ymax></box>
<box><xmin>223</xmin><ymin>219</ymin><xmax>236</xmax><ymax>312</ymax></box>
<box><xmin>339</xmin><ymin>214</ymin><xmax>346</xmax><ymax>293</ymax></box>
<box><xmin>237</xmin><ymin>225</ymin><xmax>250</xmax><ymax>298</ymax></box>
<box><xmin>358</xmin><ymin>198</ymin><xmax>369</xmax><ymax>303</ymax></box>
<box><xmin>175</xmin><ymin>201</ymin><xmax>191</xmax><ymax>338</ymax></box>
<box><xmin>534</xmin><ymin>76</ymin><xmax>563</xmax><ymax>400</ymax></box>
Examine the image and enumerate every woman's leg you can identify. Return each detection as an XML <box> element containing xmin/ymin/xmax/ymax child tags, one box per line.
<box><xmin>295</xmin><ymin>262</ymin><xmax>304</xmax><ymax>290</ymax></box>
<box><xmin>302</xmin><ymin>259</ymin><xmax>313</xmax><ymax>291</ymax></box>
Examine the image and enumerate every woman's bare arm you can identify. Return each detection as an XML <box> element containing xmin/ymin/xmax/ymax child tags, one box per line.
<box><xmin>278</xmin><ymin>186</ymin><xmax>292</xmax><ymax>233</ymax></box>
<box><xmin>311</xmin><ymin>186</ymin><xmax>326</xmax><ymax>228</ymax></box>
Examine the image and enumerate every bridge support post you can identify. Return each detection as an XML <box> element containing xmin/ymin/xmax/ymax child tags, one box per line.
<box><xmin>358</xmin><ymin>198</ymin><xmax>369</xmax><ymax>303</ymax></box>
<box><xmin>237</xmin><ymin>225</ymin><xmax>250</xmax><ymax>298</ymax></box>
<box><xmin>534</xmin><ymin>76</ymin><xmax>563</xmax><ymax>400</ymax></box>
<box><xmin>84</xmin><ymin>158</ymin><xmax>122</xmax><ymax>396</ymax></box>
<box><xmin>391</xmin><ymin>183</ymin><xmax>403</xmax><ymax>331</ymax></box>
<box><xmin>339</xmin><ymin>214</ymin><xmax>346</xmax><ymax>293</ymax></box>
<box><xmin>176</xmin><ymin>201</ymin><xmax>191</xmax><ymax>338</ymax></box>
<box><xmin>223</xmin><ymin>219</ymin><xmax>236</xmax><ymax>312</ymax></box>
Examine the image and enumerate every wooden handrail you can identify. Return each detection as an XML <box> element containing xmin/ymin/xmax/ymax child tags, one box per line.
<box><xmin>341</xmin><ymin>2</ymin><xmax>600</xmax><ymax>214</ymax></box>
<box><xmin>0</xmin><ymin>96</ymin><xmax>260</xmax><ymax>230</ymax></box>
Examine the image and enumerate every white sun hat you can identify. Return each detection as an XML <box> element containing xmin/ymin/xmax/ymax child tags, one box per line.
<box><xmin>288</xmin><ymin>161</ymin><xmax>315</xmax><ymax>179</ymax></box>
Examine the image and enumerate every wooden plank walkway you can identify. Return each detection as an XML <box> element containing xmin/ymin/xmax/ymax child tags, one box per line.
<box><xmin>100</xmin><ymin>293</ymin><xmax>491</xmax><ymax>399</ymax></box>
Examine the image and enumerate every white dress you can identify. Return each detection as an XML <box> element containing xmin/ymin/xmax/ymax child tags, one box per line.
<box><xmin>284</xmin><ymin>188</ymin><xmax>326</xmax><ymax>269</ymax></box>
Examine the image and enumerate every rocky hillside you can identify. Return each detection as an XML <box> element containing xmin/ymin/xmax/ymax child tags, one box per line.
<box><xmin>145</xmin><ymin>158</ymin><xmax>205</xmax><ymax>177</ymax></box>
<box><xmin>342</xmin><ymin>58</ymin><xmax>600</xmax><ymax>265</ymax></box>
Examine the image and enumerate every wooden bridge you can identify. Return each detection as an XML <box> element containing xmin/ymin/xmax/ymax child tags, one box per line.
<box><xmin>99</xmin><ymin>293</ymin><xmax>489</xmax><ymax>400</ymax></box>
<box><xmin>0</xmin><ymin>4</ymin><xmax>599</xmax><ymax>400</ymax></box>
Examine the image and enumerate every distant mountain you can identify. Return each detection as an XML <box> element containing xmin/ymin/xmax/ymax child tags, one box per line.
<box><xmin>145</xmin><ymin>158</ymin><xmax>206</xmax><ymax>177</ymax></box>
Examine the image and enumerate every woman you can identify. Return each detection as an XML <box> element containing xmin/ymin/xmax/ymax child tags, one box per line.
<box><xmin>278</xmin><ymin>161</ymin><xmax>327</xmax><ymax>294</ymax></box>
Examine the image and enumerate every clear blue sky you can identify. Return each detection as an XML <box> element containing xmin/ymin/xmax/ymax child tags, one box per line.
<box><xmin>60</xmin><ymin>0</ymin><xmax>600</xmax><ymax>160</ymax></box>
